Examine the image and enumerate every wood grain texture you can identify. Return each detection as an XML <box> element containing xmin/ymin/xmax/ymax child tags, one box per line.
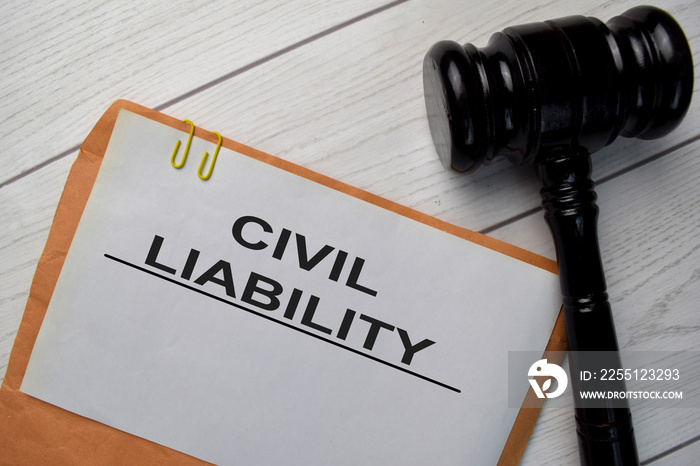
<box><xmin>161</xmin><ymin>0</ymin><xmax>700</xmax><ymax>233</ymax></box>
<box><xmin>519</xmin><ymin>140</ymin><xmax>700</xmax><ymax>465</ymax></box>
<box><xmin>0</xmin><ymin>0</ymin><xmax>698</xmax><ymax>464</ymax></box>
<box><xmin>0</xmin><ymin>156</ymin><xmax>75</xmax><ymax>383</ymax></box>
<box><xmin>647</xmin><ymin>436</ymin><xmax>700</xmax><ymax>465</ymax></box>
<box><xmin>0</xmin><ymin>0</ymin><xmax>392</xmax><ymax>184</ymax></box>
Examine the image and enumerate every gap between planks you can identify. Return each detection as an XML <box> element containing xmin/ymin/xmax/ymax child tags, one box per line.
<box><xmin>0</xmin><ymin>0</ymin><xmax>410</xmax><ymax>192</ymax></box>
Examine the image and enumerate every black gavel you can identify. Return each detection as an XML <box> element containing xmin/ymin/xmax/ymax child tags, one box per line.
<box><xmin>423</xmin><ymin>5</ymin><xmax>693</xmax><ymax>465</ymax></box>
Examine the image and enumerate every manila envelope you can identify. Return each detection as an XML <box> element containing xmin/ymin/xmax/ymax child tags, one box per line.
<box><xmin>0</xmin><ymin>100</ymin><xmax>566</xmax><ymax>465</ymax></box>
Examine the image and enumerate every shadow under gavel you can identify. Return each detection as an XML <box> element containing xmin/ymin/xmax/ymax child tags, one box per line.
<box><xmin>423</xmin><ymin>5</ymin><xmax>693</xmax><ymax>465</ymax></box>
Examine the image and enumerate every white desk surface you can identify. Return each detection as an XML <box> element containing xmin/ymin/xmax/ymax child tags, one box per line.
<box><xmin>1</xmin><ymin>1</ymin><xmax>698</xmax><ymax>464</ymax></box>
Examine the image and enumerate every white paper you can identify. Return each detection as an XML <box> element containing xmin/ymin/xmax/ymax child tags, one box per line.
<box><xmin>21</xmin><ymin>110</ymin><xmax>561</xmax><ymax>465</ymax></box>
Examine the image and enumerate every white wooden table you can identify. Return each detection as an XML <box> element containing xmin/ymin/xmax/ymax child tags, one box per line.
<box><xmin>1</xmin><ymin>1</ymin><xmax>698</xmax><ymax>464</ymax></box>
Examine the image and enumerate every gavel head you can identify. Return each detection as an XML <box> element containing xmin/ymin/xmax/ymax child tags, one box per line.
<box><xmin>423</xmin><ymin>6</ymin><xmax>694</xmax><ymax>172</ymax></box>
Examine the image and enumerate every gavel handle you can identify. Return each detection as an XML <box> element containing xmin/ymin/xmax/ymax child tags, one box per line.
<box><xmin>538</xmin><ymin>152</ymin><xmax>640</xmax><ymax>465</ymax></box>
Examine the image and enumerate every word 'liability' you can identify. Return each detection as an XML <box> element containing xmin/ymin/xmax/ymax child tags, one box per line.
<box><xmin>144</xmin><ymin>234</ymin><xmax>435</xmax><ymax>366</ymax></box>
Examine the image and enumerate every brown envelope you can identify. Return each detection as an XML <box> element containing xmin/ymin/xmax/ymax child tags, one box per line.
<box><xmin>0</xmin><ymin>100</ymin><xmax>566</xmax><ymax>465</ymax></box>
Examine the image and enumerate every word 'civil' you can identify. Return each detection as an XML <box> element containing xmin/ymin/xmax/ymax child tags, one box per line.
<box><xmin>144</xmin><ymin>233</ymin><xmax>435</xmax><ymax>366</ymax></box>
<box><xmin>232</xmin><ymin>215</ymin><xmax>378</xmax><ymax>297</ymax></box>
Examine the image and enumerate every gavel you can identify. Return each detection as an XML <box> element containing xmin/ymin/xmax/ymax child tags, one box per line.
<box><xmin>422</xmin><ymin>5</ymin><xmax>693</xmax><ymax>465</ymax></box>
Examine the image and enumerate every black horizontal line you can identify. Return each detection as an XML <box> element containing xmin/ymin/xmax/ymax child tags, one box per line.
<box><xmin>104</xmin><ymin>253</ymin><xmax>460</xmax><ymax>393</ymax></box>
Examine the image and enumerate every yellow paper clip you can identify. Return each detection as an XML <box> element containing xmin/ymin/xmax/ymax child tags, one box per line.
<box><xmin>171</xmin><ymin>119</ymin><xmax>195</xmax><ymax>168</ymax></box>
<box><xmin>198</xmin><ymin>132</ymin><xmax>222</xmax><ymax>180</ymax></box>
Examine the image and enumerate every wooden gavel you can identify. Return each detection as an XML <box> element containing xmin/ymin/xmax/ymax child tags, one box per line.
<box><xmin>422</xmin><ymin>5</ymin><xmax>693</xmax><ymax>465</ymax></box>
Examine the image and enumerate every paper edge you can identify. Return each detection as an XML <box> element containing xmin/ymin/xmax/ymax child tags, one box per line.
<box><xmin>0</xmin><ymin>99</ymin><xmax>565</xmax><ymax>465</ymax></box>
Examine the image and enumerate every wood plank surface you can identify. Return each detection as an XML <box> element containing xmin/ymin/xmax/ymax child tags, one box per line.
<box><xmin>0</xmin><ymin>0</ymin><xmax>396</xmax><ymax>184</ymax></box>
<box><xmin>1</xmin><ymin>0</ymin><xmax>698</xmax><ymax>464</ymax></box>
<box><xmin>518</xmin><ymin>140</ymin><xmax>700</xmax><ymax>465</ymax></box>
<box><xmin>161</xmin><ymin>0</ymin><xmax>700</xmax><ymax>232</ymax></box>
